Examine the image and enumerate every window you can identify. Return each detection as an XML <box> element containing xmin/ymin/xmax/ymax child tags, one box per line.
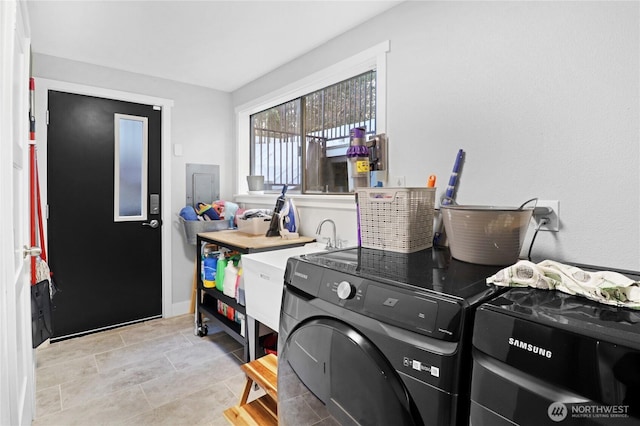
<box><xmin>237</xmin><ymin>41</ymin><xmax>389</xmax><ymax>198</ymax></box>
<box><xmin>114</xmin><ymin>113</ymin><xmax>148</xmax><ymax>221</ymax></box>
<box><xmin>250</xmin><ymin>70</ymin><xmax>377</xmax><ymax>194</ymax></box>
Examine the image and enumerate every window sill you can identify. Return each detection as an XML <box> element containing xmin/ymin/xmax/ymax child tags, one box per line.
<box><xmin>233</xmin><ymin>193</ymin><xmax>357</xmax><ymax>211</ymax></box>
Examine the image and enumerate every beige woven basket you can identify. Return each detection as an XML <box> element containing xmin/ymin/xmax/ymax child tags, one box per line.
<box><xmin>357</xmin><ymin>187</ymin><xmax>436</xmax><ymax>253</ymax></box>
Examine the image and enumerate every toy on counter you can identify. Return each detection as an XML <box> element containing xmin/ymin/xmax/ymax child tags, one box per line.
<box><xmin>225</xmin><ymin>202</ymin><xmax>239</xmax><ymax>223</ymax></box>
<box><xmin>179</xmin><ymin>205</ymin><xmax>199</xmax><ymax>221</ymax></box>
<box><xmin>214</xmin><ymin>200</ymin><xmax>240</xmax><ymax>227</ymax></box>
<box><xmin>212</xmin><ymin>202</ymin><xmax>224</xmax><ymax>216</ymax></box>
<box><xmin>196</xmin><ymin>202</ymin><xmax>221</xmax><ymax>221</ymax></box>
<box><xmin>185</xmin><ymin>200</ymin><xmax>240</xmax><ymax>226</ymax></box>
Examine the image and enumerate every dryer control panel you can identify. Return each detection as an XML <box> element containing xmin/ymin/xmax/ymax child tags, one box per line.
<box><xmin>288</xmin><ymin>259</ymin><xmax>465</xmax><ymax>341</ymax></box>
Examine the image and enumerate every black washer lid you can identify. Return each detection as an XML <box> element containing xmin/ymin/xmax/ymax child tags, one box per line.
<box><xmin>300</xmin><ymin>246</ymin><xmax>505</xmax><ymax>305</ymax></box>
<box><xmin>483</xmin><ymin>284</ymin><xmax>640</xmax><ymax>351</ymax></box>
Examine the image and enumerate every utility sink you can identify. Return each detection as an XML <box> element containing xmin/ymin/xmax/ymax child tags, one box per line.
<box><xmin>242</xmin><ymin>242</ymin><xmax>328</xmax><ymax>332</ymax></box>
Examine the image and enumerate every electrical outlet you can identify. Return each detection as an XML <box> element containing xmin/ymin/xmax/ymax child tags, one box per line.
<box><xmin>534</xmin><ymin>200</ymin><xmax>559</xmax><ymax>232</ymax></box>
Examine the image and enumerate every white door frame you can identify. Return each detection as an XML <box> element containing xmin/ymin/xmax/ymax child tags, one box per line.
<box><xmin>34</xmin><ymin>79</ymin><xmax>174</xmax><ymax>320</ymax></box>
<box><xmin>1</xmin><ymin>0</ymin><xmax>34</xmax><ymax>424</ymax></box>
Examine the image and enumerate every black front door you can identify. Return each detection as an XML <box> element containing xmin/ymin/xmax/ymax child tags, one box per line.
<box><xmin>47</xmin><ymin>90</ymin><xmax>162</xmax><ymax>338</ymax></box>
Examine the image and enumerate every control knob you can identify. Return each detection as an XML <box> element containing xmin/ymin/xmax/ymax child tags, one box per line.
<box><xmin>337</xmin><ymin>281</ymin><xmax>356</xmax><ymax>300</ymax></box>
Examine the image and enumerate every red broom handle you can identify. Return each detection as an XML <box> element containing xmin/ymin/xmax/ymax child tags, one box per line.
<box><xmin>29</xmin><ymin>77</ymin><xmax>37</xmax><ymax>285</ymax></box>
<box><xmin>36</xmin><ymin>159</ymin><xmax>46</xmax><ymax>262</ymax></box>
<box><xmin>29</xmin><ymin>145</ymin><xmax>37</xmax><ymax>285</ymax></box>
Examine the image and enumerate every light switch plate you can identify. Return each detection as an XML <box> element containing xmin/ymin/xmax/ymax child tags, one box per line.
<box><xmin>392</xmin><ymin>176</ymin><xmax>406</xmax><ymax>187</ymax></box>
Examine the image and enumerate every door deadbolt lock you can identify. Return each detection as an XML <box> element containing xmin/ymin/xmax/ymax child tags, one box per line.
<box><xmin>142</xmin><ymin>219</ymin><xmax>160</xmax><ymax>229</ymax></box>
<box><xmin>23</xmin><ymin>245</ymin><xmax>42</xmax><ymax>258</ymax></box>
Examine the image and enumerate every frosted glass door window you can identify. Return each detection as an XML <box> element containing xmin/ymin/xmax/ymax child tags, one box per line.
<box><xmin>114</xmin><ymin>114</ymin><xmax>148</xmax><ymax>221</ymax></box>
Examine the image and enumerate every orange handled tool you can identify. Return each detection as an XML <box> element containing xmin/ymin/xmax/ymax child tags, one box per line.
<box><xmin>427</xmin><ymin>175</ymin><xmax>436</xmax><ymax>188</ymax></box>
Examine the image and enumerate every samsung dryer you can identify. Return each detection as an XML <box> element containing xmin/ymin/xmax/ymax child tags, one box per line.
<box><xmin>471</xmin><ymin>282</ymin><xmax>640</xmax><ymax>425</ymax></box>
<box><xmin>278</xmin><ymin>247</ymin><xmax>506</xmax><ymax>425</ymax></box>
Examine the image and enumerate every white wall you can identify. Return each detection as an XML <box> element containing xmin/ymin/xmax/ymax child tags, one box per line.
<box><xmin>28</xmin><ymin>1</ymin><xmax>640</xmax><ymax>317</ymax></box>
<box><xmin>234</xmin><ymin>193</ymin><xmax>359</xmax><ymax>247</ymax></box>
<box><xmin>232</xmin><ymin>1</ymin><xmax>640</xmax><ymax>271</ymax></box>
<box><xmin>33</xmin><ymin>53</ymin><xmax>234</xmax><ymax>312</ymax></box>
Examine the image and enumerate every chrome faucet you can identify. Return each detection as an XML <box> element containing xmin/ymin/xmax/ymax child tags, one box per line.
<box><xmin>316</xmin><ymin>218</ymin><xmax>337</xmax><ymax>249</ymax></box>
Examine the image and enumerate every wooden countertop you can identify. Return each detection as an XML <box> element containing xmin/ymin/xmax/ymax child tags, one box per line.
<box><xmin>197</xmin><ymin>230</ymin><xmax>315</xmax><ymax>253</ymax></box>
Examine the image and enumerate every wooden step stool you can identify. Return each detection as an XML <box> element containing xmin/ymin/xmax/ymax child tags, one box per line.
<box><xmin>223</xmin><ymin>353</ymin><xmax>278</xmax><ymax>426</ymax></box>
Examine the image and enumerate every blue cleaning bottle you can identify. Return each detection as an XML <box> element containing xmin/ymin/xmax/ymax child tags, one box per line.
<box><xmin>203</xmin><ymin>255</ymin><xmax>217</xmax><ymax>288</ymax></box>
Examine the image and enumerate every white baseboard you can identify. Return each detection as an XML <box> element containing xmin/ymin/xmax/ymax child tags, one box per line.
<box><xmin>169</xmin><ymin>300</ymin><xmax>192</xmax><ymax>317</ymax></box>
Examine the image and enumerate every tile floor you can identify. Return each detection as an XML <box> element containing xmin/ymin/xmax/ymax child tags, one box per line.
<box><xmin>34</xmin><ymin>314</ymin><xmax>253</xmax><ymax>425</ymax></box>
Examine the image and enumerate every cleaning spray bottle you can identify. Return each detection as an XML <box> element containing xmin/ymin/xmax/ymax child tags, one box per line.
<box><xmin>215</xmin><ymin>253</ymin><xmax>228</xmax><ymax>292</ymax></box>
<box><xmin>347</xmin><ymin>127</ymin><xmax>370</xmax><ymax>191</ymax></box>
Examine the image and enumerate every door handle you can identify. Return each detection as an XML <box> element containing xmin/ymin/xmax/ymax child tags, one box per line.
<box><xmin>142</xmin><ymin>219</ymin><xmax>160</xmax><ymax>229</ymax></box>
<box><xmin>23</xmin><ymin>245</ymin><xmax>42</xmax><ymax>258</ymax></box>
